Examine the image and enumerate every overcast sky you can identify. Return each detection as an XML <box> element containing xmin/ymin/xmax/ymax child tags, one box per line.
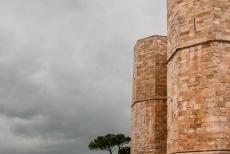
<box><xmin>0</xmin><ymin>0</ymin><xmax>166</xmax><ymax>154</ymax></box>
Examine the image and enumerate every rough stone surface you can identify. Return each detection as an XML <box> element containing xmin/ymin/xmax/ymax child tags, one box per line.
<box><xmin>167</xmin><ymin>0</ymin><xmax>230</xmax><ymax>154</ymax></box>
<box><xmin>167</xmin><ymin>0</ymin><xmax>230</xmax><ymax>60</ymax></box>
<box><xmin>131</xmin><ymin>36</ymin><xmax>167</xmax><ymax>154</ymax></box>
<box><xmin>132</xmin><ymin>100</ymin><xmax>167</xmax><ymax>154</ymax></box>
<box><xmin>131</xmin><ymin>1</ymin><xmax>230</xmax><ymax>154</ymax></box>
<box><xmin>167</xmin><ymin>42</ymin><xmax>230</xmax><ymax>154</ymax></box>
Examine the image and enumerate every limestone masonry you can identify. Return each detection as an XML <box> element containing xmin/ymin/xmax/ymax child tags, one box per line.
<box><xmin>131</xmin><ymin>0</ymin><xmax>230</xmax><ymax>154</ymax></box>
<box><xmin>132</xmin><ymin>36</ymin><xmax>167</xmax><ymax>154</ymax></box>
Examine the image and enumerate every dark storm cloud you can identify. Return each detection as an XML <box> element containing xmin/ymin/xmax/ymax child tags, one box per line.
<box><xmin>0</xmin><ymin>0</ymin><xmax>166</xmax><ymax>154</ymax></box>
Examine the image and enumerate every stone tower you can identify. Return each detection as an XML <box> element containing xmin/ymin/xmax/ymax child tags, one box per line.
<box><xmin>167</xmin><ymin>0</ymin><xmax>230</xmax><ymax>153</ymax></box>
<box><xmin>131</xmin><ymin>36</ymin><xmax>167</xmax><ymax>154</ymax></box>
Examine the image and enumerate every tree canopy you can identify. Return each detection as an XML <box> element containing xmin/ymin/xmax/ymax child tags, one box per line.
<box><xmin>113</xmin><ymin>134</ymin><xmax>131</xmax><ymax>151</ymax></box>
<box><xmin>118</xmin><ymin>147</ymin><xmax>130</xmax><ymax>154</ymax></box>
<box><xmin>88</xmin><ymin>134</ymin><xmax>131</xmax><ymax>154</ymax></box>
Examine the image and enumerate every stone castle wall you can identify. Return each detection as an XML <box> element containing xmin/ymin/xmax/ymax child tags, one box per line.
<box><xmin>167</xmin><ymin>0</ymin><xmax>230</xmax><ymax>60</ymax></box>
<box><xmin>167</xmin><ymin>0</ymin><xmax>230</xmax><ymax>153</ymax></box>
<box><xmin>131</xmin><ymin>0</ymin><xmax>230</xmax><ymax>154</ymax></box>
<box><xmin>131</xmin><ymin>36</ymin><xmax>167</xmax><ymax>154</ymax></box>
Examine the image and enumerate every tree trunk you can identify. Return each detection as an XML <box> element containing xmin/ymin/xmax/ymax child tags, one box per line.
<box><xmin>118</xmin><ymin>148</ymin><xmax>121</xmax><ymax>154</ymax></box>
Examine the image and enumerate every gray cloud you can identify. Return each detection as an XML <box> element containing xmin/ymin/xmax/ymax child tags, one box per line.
<box><xmin>0</xmin><ymin>0</ymin><xmax>166</xmax><ymax>154</ymax></box>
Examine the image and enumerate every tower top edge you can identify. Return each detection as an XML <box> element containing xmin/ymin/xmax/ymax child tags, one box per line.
<box><xmin>137</xmin><ymin>35</ymin><xmax>167</xmax><ymax>42</ymax></box>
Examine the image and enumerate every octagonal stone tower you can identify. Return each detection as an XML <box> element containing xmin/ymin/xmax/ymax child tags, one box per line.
<box><xmin>167</xmin><ymin>0</ymin><xmax>230</xmax><ymax>154</ymax></box>
<box><xmin>131</xmin><ymin>36</ymin><xmax>167</xmax><ymax>154</ymax></box>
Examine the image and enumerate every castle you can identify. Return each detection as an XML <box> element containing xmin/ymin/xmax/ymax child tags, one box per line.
<box><xmin>131</xmin><ymin>0</ymin><xmax>230</xmax><ymax>154</ymax></box>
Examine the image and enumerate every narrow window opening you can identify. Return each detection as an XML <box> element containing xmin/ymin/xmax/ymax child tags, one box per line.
<box><xmin>193</xmin><ymin>17</ymin><xmax>196</xmax><ymax>32</ymax></box>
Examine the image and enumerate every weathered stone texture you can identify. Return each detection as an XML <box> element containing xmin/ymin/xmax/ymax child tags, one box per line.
<box><xmin>167</xmin><ymin>0</ymin><xmax>230</xmax><ymax>153</ymax></box>
<box><xmin>132</xmin><ymin>1</ymin><xmax>230</xmax><ymax>153</ymax></box>
<box><xmin>167</xmin><ymin>0</ymin><xmax>230</xmax><ymax>60</ymax></box>
<box><xmin>131</xmin><ymin>36</ymin><xmax>167</xmax><ymax>154</ymax></box>
<box><xmin>167</xmin><ymin>42</ymin><xmax>230</xmax><ymax>154</ymax></box>
<box><xmin>132</xmin><ymin>100</ymin><xmax>167</xmax><ymax>154</ymax></box>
